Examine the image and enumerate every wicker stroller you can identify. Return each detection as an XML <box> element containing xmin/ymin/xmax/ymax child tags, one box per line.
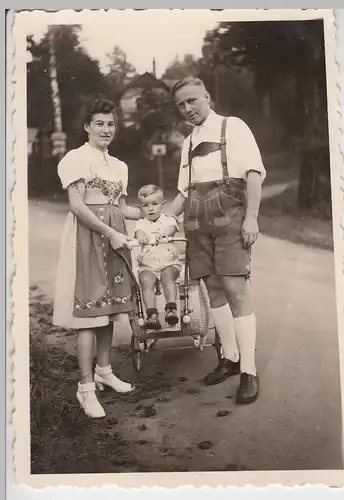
<box><xmin>121</xmin><ymin>237</ymin><xmax>223</xmax><ymax>372</ymax></box>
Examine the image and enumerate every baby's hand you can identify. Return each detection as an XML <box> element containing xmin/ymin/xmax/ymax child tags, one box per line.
<box><xmin>137</xmin><ymin>232</ymin><xmax>150</xmax><ymax>245</ymax></box>
<box><xmin>149</xmin><ymin>233</ymin><xmax>161</xmax><ymax>246</ymax></box>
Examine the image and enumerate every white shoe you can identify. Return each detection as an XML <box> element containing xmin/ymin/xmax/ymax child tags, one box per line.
<box><xmin>94</xmin><ymin>364</ymin><xmax>134</xmax><ymax>394</ymax></box>
<box><xmin>76</xmin><ymin>382</ymin><xmax>106</xmax><ymax>418</ymax></box>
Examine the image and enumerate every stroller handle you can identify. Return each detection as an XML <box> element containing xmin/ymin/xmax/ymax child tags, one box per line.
<box><xmin>127</xmin><ymin>236</ymin><xmax>187</xmax><ymax>249</ymax></box>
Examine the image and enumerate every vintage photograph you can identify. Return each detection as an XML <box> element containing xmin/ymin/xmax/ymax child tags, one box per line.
<box><xmin>11</xmin><ymin>8</ymin><xmax>343</xmax><ymax>486</ymax></box>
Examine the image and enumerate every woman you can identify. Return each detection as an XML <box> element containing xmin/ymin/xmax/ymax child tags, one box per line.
<box><xmin>53</xmin><ymin>96</ymin><xmax>141</xmax><ymax>418</ymax></box>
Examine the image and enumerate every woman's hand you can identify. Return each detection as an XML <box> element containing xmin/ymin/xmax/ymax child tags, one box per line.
<box><xmin>109</xmin><ymin>230</ymin><xmax>131</xmax><ymax>250</ymax></box>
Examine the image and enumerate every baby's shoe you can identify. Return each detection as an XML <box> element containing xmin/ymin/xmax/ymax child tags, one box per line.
<box><xmin>144</xmin><ymin>308</ymin><xmax>161</xmax><ymax>330</ymax></box>
<box><xmin>94</xmin><ymin>364</ymin><xmax>134</xmax><ymax>394</ymax></box>
<box><xmin>76</xmin><ymin>381</ymin><xmax>105</xmax><ymax>419</ymax></box>
<box><xmin>165</xmin><ymin>302</ymin><xmax>179</xmax><ymax>326</ymax></box>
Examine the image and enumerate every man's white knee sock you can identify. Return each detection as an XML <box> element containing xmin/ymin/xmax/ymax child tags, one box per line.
<box><xmin>211</xmin><ymin>304</ymin><xmax>239</xmax><ymax>362</ymax></box>
<box><xmin>234</xmin><ymin>312</ymin><xmax>257</xmax><ymax>376</ymax></box>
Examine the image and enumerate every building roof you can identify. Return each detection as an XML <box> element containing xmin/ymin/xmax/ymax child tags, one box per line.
<box><xmin>122</xmin><ymin>72</ymin><xmax>171</xmax><ymax>93</ymax></box>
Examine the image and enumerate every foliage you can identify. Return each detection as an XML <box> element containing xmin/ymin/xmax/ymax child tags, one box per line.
<box><xmin>161</xmin><ymin>53</ymin><xmax>200</xmax><ymax>81</ymax></box>
<box><xmin>200</xmin><ymin>20</ymin><xmax>328</xmax><ymax>146</ymax></box>
<box><xmin>27</xmin><ymin>25</ymin><xmax>108</xmax><ymax>149</ymax></box>
<box><xmin>104</xmin><ymin>45</ymin><xmax>138</xmax><ymax>103</ymax></box>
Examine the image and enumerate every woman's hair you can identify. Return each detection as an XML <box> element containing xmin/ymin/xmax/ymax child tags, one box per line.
<box><xmin>74</xmin><ymin>95</ymin><xmax>117</xmax><ymax>146</ymax></box>
<box><xmin>83</xmin><ymin>95</ymin><xmax>117</xmax><ymax>125</ymax></box>
<box><xmin>137</xmin><ymin>184</ymin><xmax>163</xmax><ymax>201</ymax></box>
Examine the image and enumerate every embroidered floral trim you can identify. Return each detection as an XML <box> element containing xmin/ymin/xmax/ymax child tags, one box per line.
<box><xmin>74</xmin><ymin>290</ymin><xmax>133</xmax><ymax>311</ymax></box>
<box><xmin>85</xmin><ymin>176</ymin><xmax>123</xmax><ymax>205</ymax></box>
<box><xmin>113</xmin><ymin>272</ymin><xmax>124</xmax><ymax>284</ymax></box>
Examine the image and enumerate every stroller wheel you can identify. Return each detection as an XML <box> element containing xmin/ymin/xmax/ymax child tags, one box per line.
<box><xmin>131</xmin><ymin>335</ymin><xmax>142</xmax><ymax>372</ymax></box>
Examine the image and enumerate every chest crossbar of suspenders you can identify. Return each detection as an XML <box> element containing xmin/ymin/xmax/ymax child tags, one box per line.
<box><xmin>187</xmin><ymin>117</ymin><xmax>230</xmax><ymax>193</ymax></box>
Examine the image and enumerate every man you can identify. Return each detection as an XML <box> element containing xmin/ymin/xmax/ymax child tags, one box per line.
<box><xmin>168</xmin><ymin>77</ymin><xmax>266</xmax><ymax>404</ymax></box>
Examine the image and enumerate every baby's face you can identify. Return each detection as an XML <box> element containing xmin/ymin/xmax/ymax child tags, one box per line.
<box><xmin>138</xmin><ymin>192</ymin><xmax>164</xmax><ymax>221</ymax></box>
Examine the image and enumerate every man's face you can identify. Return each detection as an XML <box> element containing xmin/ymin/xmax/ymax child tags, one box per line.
<box><xmin>173</xmin><ymin>84</ymin><xmax>211</xmax><ymax>125</ymax></box>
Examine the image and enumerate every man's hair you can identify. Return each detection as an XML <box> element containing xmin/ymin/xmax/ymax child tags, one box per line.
<box><xmin>171</xmin><ymin>77</ymin><xmax>208</xmax><ymax>97</ymax></box>
<box><xmin>137</xmin><ymin>184</ymin><xmax>163</xmax><ymax>201</ymax></box>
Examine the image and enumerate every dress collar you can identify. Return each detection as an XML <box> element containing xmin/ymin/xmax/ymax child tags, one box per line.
<box><xmin>84</xmin><ymin>142</ymin><xmax>110</xmax><ymax>164</ymax></box>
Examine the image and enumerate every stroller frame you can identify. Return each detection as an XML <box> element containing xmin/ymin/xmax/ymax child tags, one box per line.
<box><xmin>119</xmin><ymin>237</ymin><xmax>222</xmax><ymax>372</ymax></box>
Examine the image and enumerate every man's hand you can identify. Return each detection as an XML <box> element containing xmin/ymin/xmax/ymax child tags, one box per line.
<box><xmin>242</xmin><ymin>215</ymin><xmax>259</xmax><ymax>248</ymax></box>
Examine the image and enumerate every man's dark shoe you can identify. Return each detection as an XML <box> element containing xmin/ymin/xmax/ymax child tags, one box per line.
<box><xmin>236</xmin><ymin>373</ymin><xmax>259</xmax><ymax>405</ymax></box>
<box><xmin>203</xmin><ymin>357</ymin><xmax>240</xmax><ymax>386</ymax></box>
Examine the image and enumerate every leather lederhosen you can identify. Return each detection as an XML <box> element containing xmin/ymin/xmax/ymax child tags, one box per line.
<box><xmin>183</xmin><ymin>118</ymin><xmax>247</xmax><ymax>234</ymax></box>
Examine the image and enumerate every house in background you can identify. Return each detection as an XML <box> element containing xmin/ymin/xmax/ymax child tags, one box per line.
<box><xmin>119</xmin><ymin>71</ymin><xmax>174</xmax><ymax>128</ymax></box>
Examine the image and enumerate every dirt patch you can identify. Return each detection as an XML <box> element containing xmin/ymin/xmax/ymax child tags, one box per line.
<box><xmin>29</xmin><ymin>287</ymin><xmax>250</xmax><ymax>474</ymax></box>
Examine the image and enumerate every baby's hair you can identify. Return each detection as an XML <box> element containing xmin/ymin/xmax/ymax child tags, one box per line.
<box><xmin>83</xmin><ymin>95</ymin><xmax>117</xmax><ymax>125</ymax></box>
<box><xmin>171</xmin><ymin>76</ymin><xmax>208</xmax><ymax>97</ymax></box>
<box><xmin>137</xmin><ymin>184</ymin><xmax>164</xmax><ymax>201</ymax></box>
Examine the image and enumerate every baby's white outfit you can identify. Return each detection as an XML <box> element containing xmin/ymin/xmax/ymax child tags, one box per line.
<box><xmin>135</xmin><ymin>213</ymin><xmax>181</xmax><ymax>278</ymax></box>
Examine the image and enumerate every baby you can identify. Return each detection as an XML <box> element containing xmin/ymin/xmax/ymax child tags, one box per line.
<box><xmin>134</xmin><ymin>184</ymin><xmax>181</xmax><ymax>329</ymax></box>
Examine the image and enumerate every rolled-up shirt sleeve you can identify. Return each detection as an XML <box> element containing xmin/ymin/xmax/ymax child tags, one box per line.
<box><xmin>227</xmin><ymin>118</ymin><xmax>266</xmax><ymax>182</ymax></box>
<box><xmin>177</xmin><ymin>136</ymin><xmax>191</xmax><ymax>196</ymax></box>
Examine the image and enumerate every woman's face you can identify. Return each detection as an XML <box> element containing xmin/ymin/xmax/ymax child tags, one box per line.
<box><xmin>84</xmin><ymin>112</ymin><xmax>116</xmax><ymax>150</ymax></box>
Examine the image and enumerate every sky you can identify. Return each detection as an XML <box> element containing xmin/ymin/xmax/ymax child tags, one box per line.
<box><xmin>27</xmin><ymin>10</ymin><xmax>225</xmax><ymax>77</ymax></box>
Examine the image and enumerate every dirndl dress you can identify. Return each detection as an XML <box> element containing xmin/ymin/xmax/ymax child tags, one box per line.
<box><xmin>52</xmin><ymin>142</ymin><xmax>135</xmax><ymax>330</ymax></box>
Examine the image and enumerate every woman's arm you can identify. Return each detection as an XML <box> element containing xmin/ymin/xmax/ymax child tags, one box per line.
<box><xmin>118</xmin><ymin>196</ymin><xmax>141</xmax><ymax>220</ymax></box>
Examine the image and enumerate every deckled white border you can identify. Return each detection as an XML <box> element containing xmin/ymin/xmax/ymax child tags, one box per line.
<box><xmin>10</xmin><ymin>8</ymin><xmax>344</xmax><ymax>489</ymax></box>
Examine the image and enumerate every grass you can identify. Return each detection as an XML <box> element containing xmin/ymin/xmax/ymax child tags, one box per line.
<box><xmin>259</xmin><ymin>184</ymin><xmax>333</xmax><ymax>251</ymax></box>
<box><xmin>29</xmin><ymin>287</ymin><xmax>197</xmax><ymax>474</ymax></box>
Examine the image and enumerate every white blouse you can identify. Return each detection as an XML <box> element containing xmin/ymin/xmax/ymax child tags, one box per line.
<box><xmin>57</xmin><ymin>142</ymin><xmax>128</xmax><ymax>204</ymax></box>
<box><xmin>177</xmin><ymin>111</ymin><xmax>266</xmax><ymax>196</ymax></box>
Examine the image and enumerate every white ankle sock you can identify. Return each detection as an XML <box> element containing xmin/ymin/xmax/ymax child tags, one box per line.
<box><xmin>211</xmin><ymin>304</ymin><xmax>239</xmax><ymax>362</ymax></box>
<box><xmin>234</xmin><ymin>313</ymin><xmax>257</xmax><ymax>376</ymax></box>
<box><xmin>95</xmin><ymin>364</ymin><xmax>133</xmax><ymax>392</ymax></box>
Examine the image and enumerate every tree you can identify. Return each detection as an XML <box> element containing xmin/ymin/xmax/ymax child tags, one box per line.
<box><xmin>200</xmin><ymin>19</ymin><xmax>330</xmax><ymax>212</ymax></box>
<box><xmin>27</xmin><ymin>25</ymin><xmax>108</xmax><ymax>149</ymax></box>
<box><xmin>27</xmin><ymin>25</ymin><xmax>108</xmax><ymax>196</ymax></box>
<box><xmin>201</xmin><ymin>20</ymin><xmax>328</xmax><ymax>145</ymax></box>
<box><xmin>162</xmin><ymin>53</ymin><xmax>200</xmax><ymax>81</ymax></box>
<box><xmin>104</xmin><ymin>46</ymin><xmax>137</xmax><ymax>103</ymax></box>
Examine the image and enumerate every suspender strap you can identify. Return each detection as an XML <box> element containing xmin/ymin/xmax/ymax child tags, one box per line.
<box><xmin>186</xmin><ymin>135</ymin><xmax>193</xmax><ymax>195</ymax></box>
<box><xmin>220</xmin><ymin>118</ymin><xmax>230</xmax><ymax>184</ymax></box>
<box><xmin>186</xmin><ymin>116</ymin><xmax>229</xmax><ymax>193</ymax></box>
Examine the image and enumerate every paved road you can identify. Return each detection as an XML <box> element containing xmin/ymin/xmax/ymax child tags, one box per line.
<box><xmin>29</xmin><ymin>199</ymin><xmax>343</xmax><ymax>471</ymax></box>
